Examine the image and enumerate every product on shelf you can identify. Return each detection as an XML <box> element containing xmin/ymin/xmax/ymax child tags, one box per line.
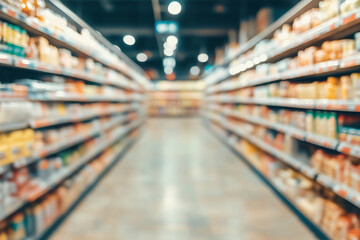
<box><xmin>149</xmin><ymin>81</ymin><xmax>203</xmax><ymax>116</ymax></box>
<box><xmin>228</xmin><ymin>131</ymin><xmax>360</xmax><ymax>240</ymax></box>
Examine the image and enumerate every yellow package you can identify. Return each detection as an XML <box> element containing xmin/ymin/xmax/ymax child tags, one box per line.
<box><xmin>8</xmin><ymin>131</ymin><xmax>24</xmax><ymax>161</ymax></box>
<box><xmin>0</xmin><ymin>134</ymin><xmax>11</xmax><ymax>166</ymax></box>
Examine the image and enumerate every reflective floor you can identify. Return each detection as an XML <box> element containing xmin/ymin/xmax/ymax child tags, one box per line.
<box><xmin>51</xmin><ymin>118</ymin><xmax>316</xmax><ymax>240</ymax></box>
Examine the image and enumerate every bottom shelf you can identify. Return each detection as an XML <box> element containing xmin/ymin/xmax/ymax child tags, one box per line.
<box><xmin>35</xmin><ymin>136</ymin><xmax>139</xmax><ymax>240</ymax></box>
<box><xmin>203</xmin><ymin>121</ymin><xmax>331</xmax><ymax>240</ymax></box>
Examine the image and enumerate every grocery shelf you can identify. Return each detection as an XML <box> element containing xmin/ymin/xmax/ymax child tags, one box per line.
<box><xmin>220</xmin><ymin>8</ymin><xmax>360</xmax><ymax>75</ymax></box>
<box><xmin>202</xmin><ymin>113</ymin><xmax>360</xmax><ymax>209</ymax></box>
<box><xmin>28</xmin><ymin>93</ymin><xmax>144</xmax><ymax>103</ymax></box>
<box><xmin>205</xmin><ymin>105</ymin><xmax>360</xmax><ymax>159</ymax></box>
<box><xmin>30</xmin><ymin>105</ymin><xmax>139</xmax><ymax>129</ymax></box>
<box><xmin>34</xmin><ymin>135</ymin><xmax>138</xmax><ymax>240</ymax></box>
<box><xmin>0</xmin><ymin>3</ymin><xmax>133</xmax><ymax>79</ymax></box>
<box><xmin>0</xmin><ymin>105</ymin><xmax>139</xmax><ymax>133</ymax></box>
<box><xmin>205</xmin><ymin>96</ymin><xmax>360</xmax><ymax>112</ymax></box>
<box><xmin>204</xmin><ymin>121</ymin><xmax>331</xmax><ymax>240</ymax></box>
<box><xmin>206</xmin><ymin>55</ymin><xmax>360</xmax><ymax>94</ymax></box>
<box><xmin>0</xmin><ymin>118</ymin><xmax>144</xmax><ymax>224</ymax></box>
<box><xmin>205</xmin><ymin>106</ymin><xmax>337</xmax><ymax>148</ymax></box>
<box><xmin>0</xmin><ymin>53</ymin><xmax>137</xmax><ymax>91</ymax></box>
<box><xmin>206</xmin><ymin>8</ymin><xmax>360</xmax><ymax>89</ymax></box>
<box><xmin>11</xmin><ymin>113</ymin><xmax>143</xmax><ymax>170</ymax></box>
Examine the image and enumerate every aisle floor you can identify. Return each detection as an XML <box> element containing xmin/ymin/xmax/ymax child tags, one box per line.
<box><xmin>52</xmin><ymin>118</ymin><xmax>316</xmax><ymax>240</ymax></box>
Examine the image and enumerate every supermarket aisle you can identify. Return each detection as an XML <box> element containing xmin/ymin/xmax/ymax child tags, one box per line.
<box><xmin>51</xmin><ymin>118</ymin><xmax>315</xmax><ymax>240</ymax></box>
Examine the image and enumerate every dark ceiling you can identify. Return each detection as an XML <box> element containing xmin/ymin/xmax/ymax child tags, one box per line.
<box><xmin>61</xmin><ymin>0</ymin><xmax>299</xmax><ymax>80</ymax></box>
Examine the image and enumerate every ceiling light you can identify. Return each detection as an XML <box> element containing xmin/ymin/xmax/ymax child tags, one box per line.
<box><xmin>123</xmin><ymin>35</ymin><xmax>135</xmax><ymax>46</ymax></box>
<box><xmin>166</xmin><ymin>35</ymin><xmax>178</xmax><ymax>46</ymax></box>
<box><xmin>197</xmin><ymin>53</ymin><xmax>209</xmax><ymax>63</ymax></box>
<box><xmin>164</xmin><ymin>66</ymin><xmax>174</xmax><ymax>75</ymax></box>
<box><xmin>164</xmin><ymin>49</ymin><xmax>174</xmax><ymax>56</ymax></box>
<box><xmin>190</xmin><ymin>66</ymin><xmax>200</xmax><ymax>76</ymax></box>
<box><xmin>168</xmin><ymin>1</ymin><xmax>182</xmax><ymax>15</ymax></box>
<box><xmin>136</xmin><ymin>53</ymin><xmax>148</xmax><ymax>62</ymax></box>
<box><xmin>164</xmin><ymin>42</ymin><xmax>176</xmax><ymax>51</ymax></box>
<box><xmin>163</xmin><ymin>57</ymin><xmax>176</xmax><ymax>67</ymax></box>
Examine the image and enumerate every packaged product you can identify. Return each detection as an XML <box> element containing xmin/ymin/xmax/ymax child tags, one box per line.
<box><xmin>355</xmin><ymin>32</ymin><xmax>360</xmax><ymax>51</ymax></box>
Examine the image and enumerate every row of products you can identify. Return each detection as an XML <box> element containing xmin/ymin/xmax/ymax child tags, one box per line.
<box><xmin>0</xmin><ymin>100</ymin><xmax>134</xmax><ymax>126</ymax></box>
<box><xmin>219</xmin><ymin>115</ymin><xmax>360</xmax><ymax>194</ymax></box>
<box><xmin>0</xmin><ymin>136</ymin><xmax>130</xmax><ymax>240</ymax></box>
<box><xmin>2</xmin><ymin>0</ymin><xmax>128</xmax><ymax>71</ymax></box>
<box><xmin>216</xmin><ymin>73</ymin><xmax>360</xmax><ymax>101</ymax></box>
<box><xmin>231</xmin><ymin>0</ymin><xmax>359</xmax><ymax>67</ymax></box>
<box><xmin>1</xmin><ymin>78</ymin><xmax>138</xmax><ymax>101</ymax></box>
<box><xmin>0</xmin><ymin>112</ymin><xmax>134</xmax><ymax>166</ymax></box>
<box><xmin>223</xmin><ymin>127</ymin><xmax>360</xmax><ymax>240</ymax></box>
<box><xmin>218</xmin><ymin>36</ymin><xmax>360</xmax><ymax>95</ymax></box>
<box><xmin>220</xmin><ymin>104</ymin><xmax>360</xmax><ymax>142</ymax></box>
<box><xmin>311</xmin><ymin>149</ymin><xmax>360</xmax><ymax>192</ymax></box>
<box><xmin>0</xmin><ymin>19</ymin><xmax>133</xmax><ymax>86</ymax></box>
<box><xmin>148</xmin><ymin>93</ymin><xmax>201</xmax><ymax>116</ymax></box>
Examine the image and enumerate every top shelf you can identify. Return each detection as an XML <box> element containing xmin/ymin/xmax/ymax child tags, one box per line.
<box><xmin>222</xmin><ymin>0</ymin><xmax>320</xmax><ymax>66</ymax></box>
<box><xmin>0</xmin><ymin>2</ymin><xmax>143</xmax><ymax>80</ymax></box>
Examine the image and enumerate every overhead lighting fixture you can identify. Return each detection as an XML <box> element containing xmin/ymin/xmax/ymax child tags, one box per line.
<box><xmin>123</xmin><ymin>35</ymin><xmax>135</xmax><ymax>46</ymax></box>
<box><xmin>190</xmin><ymin>66</ymin><xmax>200</xmax><ymax>76</ymax></box>
<box><xmin>163</xmin><ymin>57</ymin><xmax>176</xmax><ymax>67</ymax></box>
<box><xmin>164</xmin><ymin>49</ymin><xmax>174</xmax><ymax>57</ymax></box>
<box><xmin>136</xmin><ymin>53</ymin><xmax>148</xmax><ymax>62</ymax></box>
<box><xmin>164</xmin><ymin>42</ymin><xmax>176</xmax><ymax>51</ymax></box>
<box><xmin>166</xmin><ymin>35</ymin><xmax>178</xmax><ymax>46</ymax></box>
<box><xmin>164</xmin><ymin>66</ymin><xmax>174</xmax><ymax>75</ymax></box>
<box><xmin>197</xmin><ymin>53</ymin><xmax>209</xmax><ymax>63</ymax></box>
<box><xmin>168</xmin><ymin>1</ymin><xmax>182</xmax><ymax>15</ymax></box>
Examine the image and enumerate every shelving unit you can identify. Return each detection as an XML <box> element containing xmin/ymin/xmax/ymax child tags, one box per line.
<box><xmin>148</xmin><ymin>81</ymin><xmax>203</xmax><ymax>117</ymax></box>
<box><xmin>202</xmin><ymin>0</ymin><xmax>360</xmax><ymax>239</ymax></box>
<box><xmin>0</xmin><ymin>1</ymin><xmax>148</xmax><ymax>239</ymax></box>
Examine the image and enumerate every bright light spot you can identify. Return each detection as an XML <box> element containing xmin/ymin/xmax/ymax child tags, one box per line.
<box><xmin>136</xmin><ymin>53</ymin><xmax>148</xmax><ymax>62</ymax></box>
<box><xmin>229</xmin><ymin>66</ymin><xmax>241</xmax><ymax>75</ymax></box>
<box><xmin>164</xmin><ymin>49</ymin><xmax>174</xmax><ymax>56</ymax></box>
<box><xmin>166</xmin><ymin>35</ymin><xmax>178</xmax><ymax>46</ymax></box>
<box><xmin>163</xmin><ymin>57</ymin><xmax>176</xmax><ymax>67</ymax></box>
<box><xmin>197</xmin><ymin>53</ymin><xmax>209</xmax><ymax>63</ymax></box>
<box><xmin>246</xmin><ymin>60</ymin><xmax>254</xmax><ymax>68</ymax></box>
<box><xmin>168</xmin><ymin>1</ymin><xmax>182</xmax><ymax>15</ymax></box>
<box><xmin>123</xmin><ymin>35</ymin><xmax>135</xmax><ymax>46</ymax></box>
<box><xmin>260</xmin><ymin>54</ymin><xmax>268</xmax><ymax>62</ymax></box>
<box><xmin>253</xmin><ymin>57</ymin><xmax>260</xmax><ymax>65</ymax></box>
<box><xmin>190</xmin><ymin>66</ymin><xmax>200</xmax><ymax>75</ymax></box>
<box><xmin>164</xmin><ymin>42</ymin><xmax>176</xmax><ymax>51</ymax></box>
<box><xmin>164</xmin><ymin>66</ymin><xmax>174</xmax><ymax>74</ymax></box>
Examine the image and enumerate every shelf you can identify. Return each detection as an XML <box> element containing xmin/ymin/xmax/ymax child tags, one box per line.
<box><xmin>33</xmin><ymin>135</ymin><xmax>138</xmax><ymax>240</ymax></box>
<box><xmin>30</xmin><ymin>105</ymin><xmax>138</xmax><ymax>129</ymax></box>
<box><xmin>0</xmin><ymin>118</ymin><xmax>144</xmax><ymax>223</ymax></box>
<box><xmin>205</xmin><ymin>121</ymin><xmax>331</xmax><ymax>240</ymax></box>
<box><xmin>205</xmin><ymin>96</ymin><xmax>360</xmax><ymax>112</ymax></box>
<box><xmin>205</xmin><ymin>106</ymin><xmax>360</xmax><ymax>158</ymax></box>
<box><xmin>3</xmin><ymin>113</ymin><xmax>144</xmax><ymax>171</ymax></box>
<box><xmin>207</xmin><ymin>7</ymin><xmax>360</xmax><ymax>88</ymax></box>
<box><xmin>207</xmin><ymin>54</ymin><xmax>360</xmax><ymax>94</ymax></box>
<box><xmin>0</xmin><ymin>105</ymin><xmax>139</xmax><ymax>133</ymax></box>
<box><xmin>203</xmin><ymin>113</ymin><xmax>360</xmax><ymax>209</ymax></box>
<box><xmin>27</xmin><ymin>92</ymin><xmax>144</xmax><ymax>103</ymax></box>
<box><xmin>0</xmin><ymin>53</ymin><xmax>138</xmax><ymax>91</ymax></box>
<box><xmin>0</xmin><ymin>3</ymin><xmax>133</xmax><ymax>79</ymax></box>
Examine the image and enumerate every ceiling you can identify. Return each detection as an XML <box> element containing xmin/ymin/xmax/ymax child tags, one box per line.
<box><xmin>61</xmin><ymin>0</ymin><xmax>299</xmax><ymax>80</ymax></box>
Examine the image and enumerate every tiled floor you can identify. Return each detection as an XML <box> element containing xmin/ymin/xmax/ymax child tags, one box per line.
<box><xmin>51</xmin><ymin>118</ymin><xmax>316</xmax><ymax>240</ymax></box>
